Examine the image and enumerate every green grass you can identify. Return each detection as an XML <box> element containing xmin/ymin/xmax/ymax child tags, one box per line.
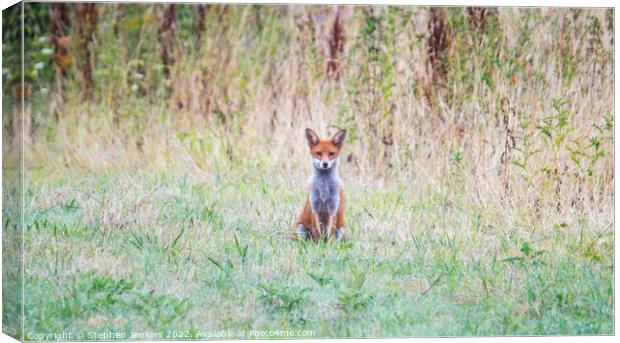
<box><xmin>9</xmin><ymin>165</ymin><xmax>613</xmax><ymax>338</ymax></box>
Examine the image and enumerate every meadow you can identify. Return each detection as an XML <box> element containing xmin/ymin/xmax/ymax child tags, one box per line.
<box><xmin>2</xmin><ymin>3</ymin><xmax>614</xmax><ymax>338</ymax></box>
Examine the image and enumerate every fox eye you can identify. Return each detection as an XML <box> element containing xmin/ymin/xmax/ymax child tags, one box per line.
<box><xmin>315</xmin><ymin>152</ymin><xmax>322</xmax><ymax>157</ymax></box>
<box><xmin>329</xmin><ymin>152</ymin><xmax>335</xmax><ymax>157</ymax></box>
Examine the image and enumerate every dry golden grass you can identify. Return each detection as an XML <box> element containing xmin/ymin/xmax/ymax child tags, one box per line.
<box><xmin>13</xmin><ymin>6</ymin><xmax>611</xmax><ymax>219</ymax></box>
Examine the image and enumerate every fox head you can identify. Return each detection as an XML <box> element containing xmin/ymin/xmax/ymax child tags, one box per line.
<box><xmin>305</xmin><ymin>128</ymin><xmax>347</xmax><ymax>171</ymax></box>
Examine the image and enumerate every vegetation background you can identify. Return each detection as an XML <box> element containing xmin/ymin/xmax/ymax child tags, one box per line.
<box><xmin>2</xmin><ymin>2</ymin><xmax>614</xmax><ymax>339</ymax></box>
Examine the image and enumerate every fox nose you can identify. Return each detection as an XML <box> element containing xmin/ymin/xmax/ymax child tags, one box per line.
<box><xmin>322</xmin><ymin>162</ymin><xmax>328</xmax><ymax>168</ymax></box>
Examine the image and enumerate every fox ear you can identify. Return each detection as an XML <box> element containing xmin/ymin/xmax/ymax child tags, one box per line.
<box><xmin>331</xmin><ymin>129</ymin><xmax>347</xmax><ymax>147</ymax></box>
<box><xmin>305</xmin><ymin>128</ymin><xmax>320</xmax><ymax>147</ymax></box>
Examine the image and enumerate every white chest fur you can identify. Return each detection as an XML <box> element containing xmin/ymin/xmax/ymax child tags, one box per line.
<box><xmin>309</xmin><ymin>169</ymin><xmax>340</xmax><ymax>222</ymax></box>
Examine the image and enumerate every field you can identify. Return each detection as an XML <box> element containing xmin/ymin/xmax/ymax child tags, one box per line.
<box><xmin>2</xmin><ymin>166</ymin><xmax>612</xmax><ymax>337</ymax></box>
<box><xmin>2</xmin><ymin>3</ymin><xmax>615</xmax><ymax>339</ymax></box>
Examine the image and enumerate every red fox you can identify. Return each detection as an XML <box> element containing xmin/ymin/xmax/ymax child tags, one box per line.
<box><xmin>294</xmin><ymin>128</ymin><xmax>347</xmax><ymax>242</ymax></box>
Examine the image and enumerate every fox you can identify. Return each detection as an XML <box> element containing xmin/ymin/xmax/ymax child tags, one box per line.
<box><xmin>294</xmin><ymin>128</ymin><xmax>347</xmax><ymax>242</ymax></box>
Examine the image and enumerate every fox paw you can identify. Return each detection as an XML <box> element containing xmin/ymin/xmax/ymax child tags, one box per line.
<box><xmin>297</xmin><ymin>224</ymin><xmax>309</xmax><ymax>240</ymax></box>
<box><xmin>335</xmin><ymin>227</ymin><xmax>344</xmax><ymax>241</ymax></box>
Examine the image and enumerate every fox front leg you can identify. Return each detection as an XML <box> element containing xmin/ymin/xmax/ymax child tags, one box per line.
<box><xmin>327</xmin><ymin>216</ymin><xmax>338</xmax><ymax>241</ymax></box>
<box><xmin>319</xmin><ymin>221</ymin><xmax>328</xmax><ymax>241</ymax></box>
<box><xmin>311</xmin><ymin>214</ymin><xmax>322</xmax><ymax>242</ymax></box>
<box><xmin>335</xmin><ymin>207</ymin><xmax>345</xmax><ymax>241</ymax></box>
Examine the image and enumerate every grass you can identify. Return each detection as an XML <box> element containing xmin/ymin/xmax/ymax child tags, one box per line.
<box><xmin>5</xmin><ymin>162</ymin><xmax>612</xmax><ymax>338</ymax></box>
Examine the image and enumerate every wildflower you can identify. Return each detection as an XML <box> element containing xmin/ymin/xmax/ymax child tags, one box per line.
<box><xmin>38</xmin><ymin>36</ymin><xmax>48</xmax><ymax>43</ymax></box>
<box><xmin>131</xmin><ymin>84</ymin><xmax>139</xmax><ymax>92</ymax></box>
<box><xmin>34</xmin><ymin>62</ymin><xmax>45</xmax><ymax>70</ymax></box>
<box><xmin>40</xmin><ymin>87</ymin><xmax>49</xmax><ymax>95</ymax></box>
<box><xmin>134</xmin><ymin>72</ymin><xmax>145</xmax><ymax>80</ymax></box>
<box><xmin>41</xmin><ymin>48</ymin><xmax>53</xmax><ymax>55</ymax></box>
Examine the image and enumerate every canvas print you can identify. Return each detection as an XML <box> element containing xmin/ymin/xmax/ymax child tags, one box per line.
<box><xmin>1</xmin><ymin>1</ymin><xmax>614</xmax><ymax>340</ymax></box>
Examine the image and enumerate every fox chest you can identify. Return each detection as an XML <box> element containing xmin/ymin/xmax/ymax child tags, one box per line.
<box><xmin>310</xmin><ymin>177</ymin><xmax>340</xmax><ymax>221</ymax></box>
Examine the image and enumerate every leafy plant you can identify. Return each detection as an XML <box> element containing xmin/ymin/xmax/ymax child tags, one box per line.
<box><xmin>257</xmin><ymin>281</ymin><xmax>310</xmax><ymax>312</ymax></box>
<box><xmin>501</xmin><ymin>241</ymin><xmax>547</xmax><ymax>266</ymax></box>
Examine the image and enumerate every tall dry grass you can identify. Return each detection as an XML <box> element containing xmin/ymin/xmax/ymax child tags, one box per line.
<box><xmin>9</xmin><ymin>5</ymin><xmax>614</xmax><ymax>227</ymax></box>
